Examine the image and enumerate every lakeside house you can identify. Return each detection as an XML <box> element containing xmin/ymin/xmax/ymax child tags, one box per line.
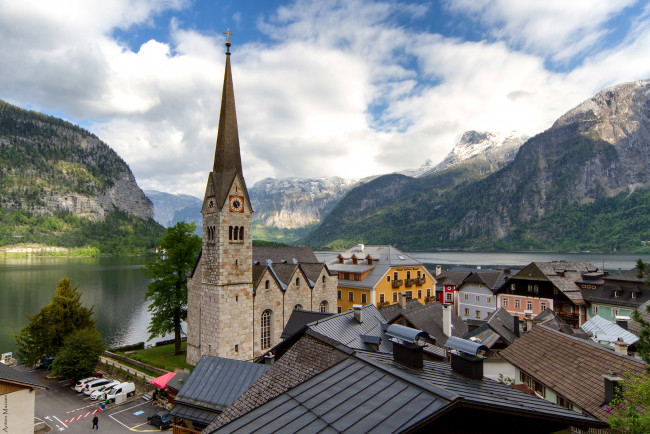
<box><xmin>325</xmin><ymin>244</ymin><xmax>436</xmax><ymax>312</ymax></box>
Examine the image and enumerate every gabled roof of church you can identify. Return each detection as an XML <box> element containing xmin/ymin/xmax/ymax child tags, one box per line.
<box><xmin>211</xmin><ymin>44</ymin><xmax>249</xmax><ymax>209</ymax></box>
<box><xmin>253</xmin><ymin>246</ymin><xmax>318</xmax><ymax>264</ymax></box>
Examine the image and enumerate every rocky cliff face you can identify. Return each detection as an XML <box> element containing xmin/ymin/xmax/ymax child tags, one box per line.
<box><xmin>450</xmin><ymin>80</ymin><xmax>650</xmax><ymax>241</ymax></box>
<box><xmin>0</xmin><ymin>100</ymin><xmax>153</xmax><ymax>222</ymax></box>
<box><xmin>249</xmin><ymin>177</ymin><xmax>361</xmax><ymax>229</ymax></box>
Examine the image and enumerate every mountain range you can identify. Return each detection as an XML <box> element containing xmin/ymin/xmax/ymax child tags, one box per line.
<box><xmin>3</xmin><ymin>79</ymin><xmax>649</xmax><ymax>254</ymax></box>
<box><xmin>147</xmin><ymin>129</ymin><xmax>528</xmax><ymax>243</ymax></box>
<box><xmin>301</xmin><ymin>80</ymin><xmax>650</xmax><ymax>252</ymax></box>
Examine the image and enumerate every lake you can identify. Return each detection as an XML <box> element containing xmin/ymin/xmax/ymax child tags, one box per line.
<box><xmin>0</xmin><ymin>256</ymin><xmax>157</xmax><ymax>357</ymax></box>
<box><xmin>2</xmin><ymin>251</ymin><xmax>649</xmax><ymax>357</ymax></box>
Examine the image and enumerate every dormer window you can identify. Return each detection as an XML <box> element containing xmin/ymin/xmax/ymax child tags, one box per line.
<box><xmin>352</xmin><ymin>256</ymin><xmax>358</xmax><ymax>265</ymax></box>
<box><xmin>614</xmin><ymin>290</ymin><xmax>622</xmax><ymax>298</ymax></box>
<box><xmin>338</xmin><ymin>255</ymin><xmax>344</xmax><ymax>264</ymax></box>
<box><xmin>367</xmin><ymin>257</ymin><xmax>373</xmax><ymax>265</ymax></box>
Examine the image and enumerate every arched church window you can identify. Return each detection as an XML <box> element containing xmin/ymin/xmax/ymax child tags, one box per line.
<box><xmin>320</xmin><ymin>300</ymin><xmax>328</xmax><ymax>313</ymax></box>
<box><xmin>233</xmin><ymin>226</ymin><xmax>239</xmax><ymax>241</ymax></box>
<box><xmin>294</xmin><ymin>304</ymin><xmax>303</xmax><ymax>310</ymax></box>
<box><xmin>296</xmin><ymin>277</ymin><xmax>300</xmax><ymax>286</ymax></box>
<box><xmin>265</xmin><ymin>280</ymin><xmax>270</xmax><ymax>289</ymax></box>
<box><xmin>261</xmin><ymin>310</ymin><xmax>272</xmax><ymax>350</ymax></box>
<box><xmin>229</xmin><ymin>226</ymin><xmax>233</xmax><ymax>240</ymax></box>
<box><xmin>239</xmin><ymin>226</ymin><xmax>244</xmax><ymax>240</ymax></box>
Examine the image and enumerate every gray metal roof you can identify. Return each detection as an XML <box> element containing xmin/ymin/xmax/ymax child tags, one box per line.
<box><xmin>175</xmin><ymin>356</ymin><xmax>269</xmax><ymax>412</ymax></box>
<box><xmin>212</xmin><ymin>344</ymin><xmax>603</xmax><ymax>433</ymax></box>
<box><xmin>212</xmin><ymin>357</ymin><xmax>453</xmax><ymax>433</ymax></box>
<box><xmin>308</xmin><ymin>305</ymin><xmax>394</xmax><ymax>353</ymax></box>
<box><xmin>360</xmin><ymin>352</ymin><xmax>602</xmax><ymax>427</ymax></box>
<box><xmin>581</xmin><ymin>315</ymin><xmax>639</xmax><ymax>347</ymax></box>
<box><xmin>0</xmin><ymin>363</ymin><xmax>47</xmax><ymax>389</ymax></box>
<box><xmin>170</xmin><ymin>403</ymin><xmax>219</xmax><ymax>425</ymax></box>
<box><xmin>281</xmin><ymin>309</ymin><xmax>335</xmax><ymax>339</ymax></box>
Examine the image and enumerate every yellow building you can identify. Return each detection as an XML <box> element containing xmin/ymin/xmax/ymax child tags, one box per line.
<box><xmin>326</xmin><ymin>244</ymin><xmax>436</xmax><ymax>312</ymax></box>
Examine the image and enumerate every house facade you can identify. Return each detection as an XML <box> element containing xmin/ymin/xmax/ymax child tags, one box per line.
<box><xmin>0</xmin><ymin>363</ymin><xmax>47</xmax><ymax>433</ymax></box>
<box><xmin>583</xmin><ymin>267</ymin><xmax>650</xmax><ymax>323</ymax></box>
<box><xmin>457</xmin><ymin>269</ymin><xmax>515</xmax><ymax>320</ymax></box>
<box><xmin>326</xmin><ymin>245</ymin><xmax>435</xmax><ymax>312</ymax></box>
<box><xmin>496</xmin><ymin>261</ymin><xmax>600</xmax><ymax>328</ymax></box>
<box><xmin>433</xmin><ymin>269</ymin><xmax>471</xmax><ymax>308</ymax></box>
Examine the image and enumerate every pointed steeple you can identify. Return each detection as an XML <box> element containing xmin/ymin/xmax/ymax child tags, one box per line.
<box><xmin>212</xmin><ymin>33</ymin><xmax>244</xmax><ymax>208</ymax></box>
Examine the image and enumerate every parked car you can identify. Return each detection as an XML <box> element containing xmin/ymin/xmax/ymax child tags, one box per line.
<box><xmin>89</xmin><ymin>380</ymin><xmax>121</xmax><ymax>400</ymax></box>
<box><xmin>74</xmin><ymin>376</ymin><xmax>103</xmax><ymax>393</ymax></box>
<box><xmin>84</xmin><ymin>378</ymin><xmax>115</xmax><ymax>395</ymax></box>
<box><xmin>78</xmin><ymin>378</ymin><xmax>107</xmax><ymax>394</ymax></box>
<box><xmin>71</xmin><ymin>372</ymin><xmax>103</xmax><ymax>387</ymax></box>
<box><xmin>147</xmin><ymin>411</ymin><xmax>173</xmax><ymax>430</ymax></box>
<box><xmin>104</xmin><ymin>381</ymin><xmax>136</xmax><ymax>403</ymax></box>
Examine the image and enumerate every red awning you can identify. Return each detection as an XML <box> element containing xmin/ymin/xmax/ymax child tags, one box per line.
<box><xmin>151</xmin><ymin>372</ymin><xmax>176</xmax><ymax>389</ymax></box>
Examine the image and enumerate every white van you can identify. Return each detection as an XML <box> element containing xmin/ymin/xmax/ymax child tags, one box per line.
<box><xmin>90</xmin><ymin>380</ymin><xmax>120</xmax><ymax>400</ymax></box>
<box><xmin>84</xmin><ymin>378</ymin><xmax>115</xmax><ymax>396</ymax></box>
<box><xmin>104</xmin><ymin>382</ymin><xmax>136</xmax><ymax>403</ymax></box>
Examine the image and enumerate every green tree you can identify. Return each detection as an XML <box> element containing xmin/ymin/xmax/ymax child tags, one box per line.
<box><xmin>607</xmin><ymin>373</ymin><xmax>650</xmax><ymax>433</ymax></box>
<box><xmin>13</xmin><ymin>276</ymin><xmax>95</xmax><ymax>366</ymax></box>
<box><xmin>606</xmin><ymin>259</ymin><xmax>650</xmax><ymax>432</ymax></box>
<box><xmin>634</xmin><ymin>259</ymin><xmax>650</xmax><ymax>366</ymax></box>
<box><xmin>143</xmin><ymin>222</ymin><xmax>201</xmax><ymax>355</ymax></box>
<box><xmin>50</xmin><ymin>328</ymin><xmax>106</xmax><ymax>381</ymax></box>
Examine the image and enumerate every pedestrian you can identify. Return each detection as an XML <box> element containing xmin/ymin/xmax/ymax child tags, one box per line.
<box><xmin>92</xmin><ymin>414</ymin><xmax>99</xmax><ymax>430</ymax></box>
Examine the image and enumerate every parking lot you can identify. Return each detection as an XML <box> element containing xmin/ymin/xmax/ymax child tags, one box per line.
<box><xmin>17</xmin><ymin>366</ymin><xmax>170</xmax><ymax>433</ymax></box>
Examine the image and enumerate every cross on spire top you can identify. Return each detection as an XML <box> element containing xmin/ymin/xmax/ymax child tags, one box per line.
<box><xmin>224</xmin><ymin>28</ymin><xmax>233</xmax><ymax>53</ymax></box>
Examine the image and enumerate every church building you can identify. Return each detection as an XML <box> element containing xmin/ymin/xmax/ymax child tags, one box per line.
<box><xmin>186</xmin><ymin>38</ymin><xmax>337</xmax><ymax>365</ymax></box>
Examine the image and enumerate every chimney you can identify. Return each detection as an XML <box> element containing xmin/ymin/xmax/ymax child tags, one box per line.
<box><xmin>392</xmin><ymin>340</ymin><xmax>424</xmax><ymax>369</ymax></box>
<box><xmin>613</xmin><ymin>337</ymin><xmax>629</xmax><ymax>356</ymax></box>
<box><xmin>386</xmin><ymin>324</ymin><xmax>428</xmax><ymax>369</ymax></box>
<box><xmin>442</xmin><ymin>303</ymin><xmax>452</xmax><ymax>337</ymax></box>
<box><xmin>524</xmin><ymin>310</ymin><xmax>533</xmax><ymax>332</ymax></box>
<box><xmin>513</xmin><ymin>315</ymin><xmax>520</xmax><ymax>337</ymax></box>
<box><xmin>264</xmin><ymin>354</ymin><xmax>275</xmax><ymax>366</ymax></box>
<box><xmin>436</xmin><ymin>265</ymin><xmax>442</xmax><ymax>276</ymax></box>
<box><xmin>353</xmin><ymin>304</ymin><xmax>363</xmax><ymax>323</ymax></box>
<box><xmin>398</xmin><ymin>292</ymin><xmax>407</xmax><ymax>308</ymax></box>
<box><xmin>357</xmin><ymin>243</ymin><xmax>364</xmax><ymax>252</ymax></box>
<box><xmin>445</xmin><ymin>337</ymin><xmax>488</xmax><ymax>380</ymax></box>
<box><xmin>604</xmin><ymin>371</ymin><xmax>624</xmax><ymax>403</ymax></box>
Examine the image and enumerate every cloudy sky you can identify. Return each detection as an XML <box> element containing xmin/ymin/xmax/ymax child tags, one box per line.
<box><xmin>1</xmin><ymin>0</ymin><xmax>649</xmax><ymax>198</ymax></box>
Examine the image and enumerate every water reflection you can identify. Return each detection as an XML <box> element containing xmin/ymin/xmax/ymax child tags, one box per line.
<box><xmin>0</xmin><ymin>257</ymin><xmax>166</xmax><ymax>355</ymax></box>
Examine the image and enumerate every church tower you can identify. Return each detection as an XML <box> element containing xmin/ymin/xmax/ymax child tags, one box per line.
<box><xmin>186</xmin><ymin>35</ymin><xmax>254</xmax><ymax>364</ymax></box>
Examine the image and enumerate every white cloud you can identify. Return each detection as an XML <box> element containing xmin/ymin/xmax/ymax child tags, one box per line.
<box><xmin>1</xmin><ymin>0</ymin><xmax>649</xmax><ymax>199</ymax></box>
<box><xmin>445</xmin><ymin>0</ymin><xmax>638</xmax><ymax>62</ymax></box>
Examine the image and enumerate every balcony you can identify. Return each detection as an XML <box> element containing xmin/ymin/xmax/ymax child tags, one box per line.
<box><xmin>405</xmin><ymin>278</ymin><xmax>415</xmax><ymax>287</ymax></box>
<box><xmin>416</xmin><ymin>276</ymin><xmax>426</xmax><ymax>285</ymax></box>
<box><xmin>392</xmin><ymin>279</ymin><xmax>403</xmax><ymax>288</ymax></box>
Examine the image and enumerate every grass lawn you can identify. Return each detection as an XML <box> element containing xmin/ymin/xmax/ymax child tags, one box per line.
<box><xmin>117</xmin><ymin>341</ymin><xmax>194</xmax><ymax>373</ymax></box>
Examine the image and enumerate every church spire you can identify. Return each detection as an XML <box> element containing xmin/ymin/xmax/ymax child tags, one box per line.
<box><xmin>212</xmin><ymin>30</ymin><xmax>243</xmax><ymax>208</ymax></box>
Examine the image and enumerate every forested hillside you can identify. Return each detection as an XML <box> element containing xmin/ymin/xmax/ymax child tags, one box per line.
<box><xmin>0</xmin><ymin>100</ymin><xmax>164</xmax><ymax>255</ymax></box>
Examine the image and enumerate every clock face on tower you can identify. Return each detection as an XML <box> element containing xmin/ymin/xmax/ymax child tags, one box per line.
<box><xmin>206</xmin><ymin>197</ymin><xmax>216</xmax><ymax>214</ymax></box>
<box><xmin>229</xmin><ymin>195</ymin><xmax>245</xmax><ymax>213</ymax></box>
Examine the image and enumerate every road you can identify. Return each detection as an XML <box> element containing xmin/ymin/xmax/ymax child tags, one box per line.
<box><xmin>16</xmin><ymin>365</ymin><xmax>170</xmax><ymax>433</ymax></box>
